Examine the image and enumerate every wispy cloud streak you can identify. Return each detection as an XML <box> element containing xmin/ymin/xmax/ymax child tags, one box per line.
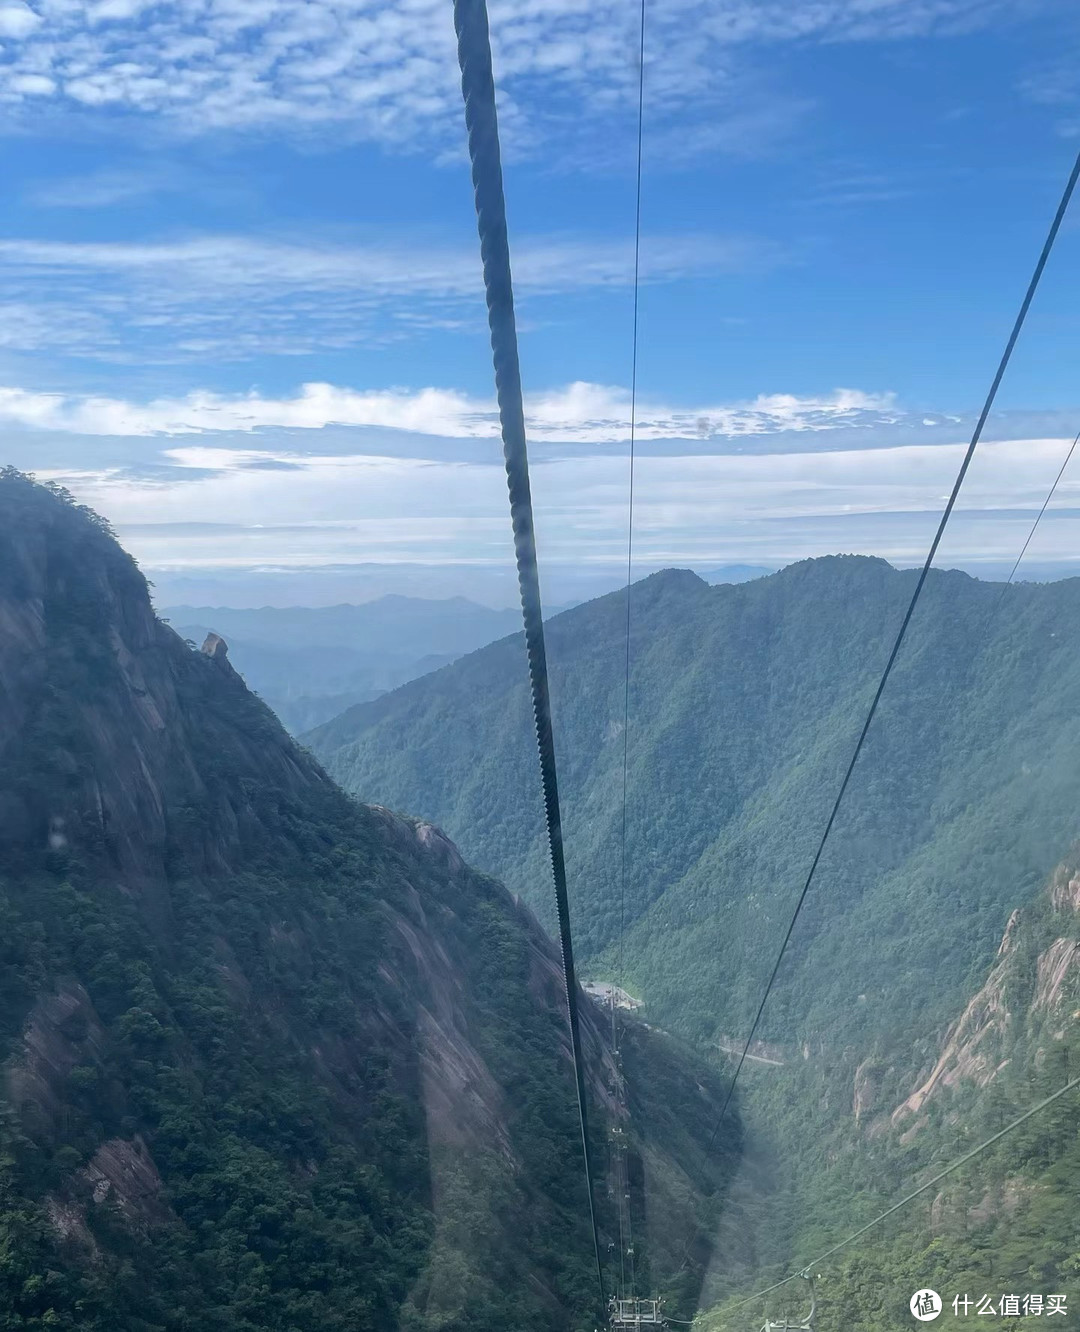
<box><xmin>0</xmin><ymin>231</ymin><xmax>778</xmax><ymax>361</ymax></box>
<box><xmin>0</xmin><ymin>379</ymin><xmax>894</xmax><ymax>440</ymax></box>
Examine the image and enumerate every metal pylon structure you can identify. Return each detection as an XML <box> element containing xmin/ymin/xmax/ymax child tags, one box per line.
<box><xmin>760</xmin><ymin>1274</ymin><xmax>816</xmax><ymax>1332</ymax></box>
<box><xmin>605</xmin><ymin>995</ymin><xmax>668</xmax><ymax>1330</ymax></box>
<box><xmin>609</xmin><ymin>1295</ymin><xmax>666</xmax><ymax>1328</ymax></box>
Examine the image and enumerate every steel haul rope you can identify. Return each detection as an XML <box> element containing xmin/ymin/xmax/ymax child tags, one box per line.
<box><xmin>452</xmin><ymin>0</ymin><xmax>606</xmax><ymax>1311</ymax></box>
<box><xmin>984</xmin><ymin>424</ymin><xmax>1080</xmax><ymax>630</ymax></box>
<box><xmin>619</xmin><ymin>0</ymin><xmax>647</xmax><ymax>1005</ymax></box>
<box><xmin>729</xmin><ymin>1071</ymin><xmax>1080</xmax><ymax>1317</ymax></box>
<box><xmin>670</xmin><ymin>142</ymin><xmax>1080</xmax><ymax>1304</ymax></box>
<box><xmin>701</xmin><ymin>143</ymin><xmax>1080</xmax><ymax>1159</ymax></box>
<box><xmin>612</xmin><ymin>0</ymin><xmax>648</xmax><ymax>1309</ymax></box>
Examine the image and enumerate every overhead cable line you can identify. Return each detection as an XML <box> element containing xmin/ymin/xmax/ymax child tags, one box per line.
<box><xmin>959</xmin><ymin>424</ymin><xmax>1080</xmax><ymax>676</ymax></box>
<box><xmin>613</xmin><ymin>0</ymin><xmax>647</xmax><ymax>1306</ymax></box>
<box><xmin>1000</xmin><ymin>427</ymin><xmax>1080</xmax><ymax>587</ymax></box>
<box><xmin>987</xmin><ymin>424</ymin><xmax>1080</xmax><ymax>621</ymax></box>
<box><xmin>699</xmin><ymin>145</ymin><xmax>1080</xmax><ymax>1160</ymax></box>
<box><xmin>452</xmin><ymin>0</ymin><xmax>605</xmax><ymax>1310</ymax></box>
<box><xmin>618</xmin><ymin>0</ymin><xmax>647</xmax><ymax>1000</ymax></box>
<box><xmin>728</xmin><ymin>1071</ymin><xmax>1080</xmax><ymax>1317</ymax></box>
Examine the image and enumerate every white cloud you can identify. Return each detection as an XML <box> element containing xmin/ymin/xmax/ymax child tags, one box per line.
<box><xmin>10</xmin><ymin>72</ymin><xmax>54</xmax><ymax>94</ymax></box>
<box><xmin>0</xmin><ymin>231</ymin><xmax>769</xmax><ymax>297</ymax></box>
<box><xmin>33</xmin><ymin>425</ymin><xmax>1080</xmax><ymax>580</ymax></box>
<box><xmin>14</xmin><ymin>371</ymin><xmax>1078</xmax><ymax>580</ymax></box>
<box><xmin>0</xmin><ymin>302</ymin><xmax>115</xmax><ymax>352</ymax></box>
<box><xmin>0</xmin><ymin>0</ymin><xmax>1046</xmax><ymax>153</ymax></box>
<box><xmin>0</xmin><ymin>379</ymin><xmax>896</xmax><ymax>440</ymax></box>
<box><xmin>0</xmin><ymin>230</ymin><xmax>777</xmax><ymax>361</ymax></box>
<box><xmin>0</xmin><ymin>4</ymin><xmax>41</xmax><ymax>38</ymax></box>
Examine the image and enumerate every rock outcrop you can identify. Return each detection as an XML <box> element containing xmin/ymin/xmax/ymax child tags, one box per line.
<box><xmin>892</xmin><ymin>858</ymin><xmax>1080</xmax><ymax>1126</ymax></box>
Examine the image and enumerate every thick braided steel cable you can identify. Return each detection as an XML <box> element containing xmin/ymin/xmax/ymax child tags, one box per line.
<box><xmin>452</xmin><ymin>0</ymin><xmax>605</xmax><ymax>1309</ymax></box>
<box><xmin>610</xmin><ymin>998</ymin><xmax>627</xmax><ymax>1300</ymax></box>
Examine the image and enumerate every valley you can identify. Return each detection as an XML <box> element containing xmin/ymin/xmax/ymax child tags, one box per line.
<box><xmin>308</xmin><ymin>555</ymin><xmax>1080</xmax><ymax>1324</ymax></box>
<box><xmin>6</xmin><ymin>0</ymin><xmax>1078</xmax><ymax>1325</ymax></box>
<box><xmin>2</xmin><ymin>469</ymin><xmax>1079</xmax><ymax>1328</ymax></box>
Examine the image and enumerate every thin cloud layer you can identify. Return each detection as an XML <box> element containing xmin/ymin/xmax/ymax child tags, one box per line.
<box><xmin>16</xmin><ymin>372</ymin><xmax>1078</xmax><ymax>593</ymax></box>
<box><xmin>0</xmin><ymin>379</ymin><xmax>896</xmax><ymax>439</ymax></box>
<box><xmin>0</xmin><ymin>231</ymin><xmax>774</xmax><ymax>361</ymax></box>
<box><xmin>35</xmin><ymin>429</ymin><xmax>1080</xmax><ymax>583</ymax></box>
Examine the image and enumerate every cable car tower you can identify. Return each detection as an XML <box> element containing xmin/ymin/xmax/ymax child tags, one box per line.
<box><xmin>760</xmin><ymin>1274</ymin><xmax>816</xmax><ymax>1332</ymax></box>
<box><xmin>609</xmin><ymin>1295</ymin><xmax>666</xmax><ymax>1328</ymax></box>
<box><xmin>604</xmin><ymin>993</ymin><xmax>669</xmax><ymax>1330</ymax></box>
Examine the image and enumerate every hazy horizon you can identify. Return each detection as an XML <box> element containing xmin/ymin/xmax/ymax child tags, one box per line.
<box><xmin>145</xmin><ymin>552</ymin><xmax>1080</xmax><ymax>611</ymax></box>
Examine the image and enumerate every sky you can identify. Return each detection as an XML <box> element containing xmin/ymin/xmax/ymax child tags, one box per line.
<box><xmin>6</xmin><ymin>0</ymin><xmax>1080</xmax><ymax>605</ymax></box>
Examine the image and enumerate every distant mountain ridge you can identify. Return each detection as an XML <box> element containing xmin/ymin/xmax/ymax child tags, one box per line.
<box><xmin>308</xmin><ymin>554</ymin><xmax>1080</xmax><ymax>1092</ymax></box>
<box><xmin>307</xmin><ymin>554</ymin><xmax>1080</xmax><ymax>1321</ymax></box>
<box><xmin>698</xmin><ymin>563</ymin><xmax>775</xmax><ymax>584</ymax></box>
<box><xmin>164</xmin><ymin>576</ymin><xmax>771</xmax><ymax>735</ymax></box>
<box><xmin>163</xmin><ymin>595</ymin><xmax>523</xmax><ymax>732</ymax></box>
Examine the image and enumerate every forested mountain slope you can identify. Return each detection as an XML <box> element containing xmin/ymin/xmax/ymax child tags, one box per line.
<box><xmin>309</xmin><ymin>556</ymin><xmax>1080</xmax><ymax>1133</ymax></box>
<box><xmin>702</xmin><ymin>849</ymin><xmax>1080</xmax><ymax>1330</ymax></box>
<box><xmin>0</xmin><ymin>471</ymin><xmax>735</xmax><ymax>1331</ymax></box>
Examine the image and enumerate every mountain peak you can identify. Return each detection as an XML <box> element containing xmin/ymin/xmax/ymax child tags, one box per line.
<box><xmin>629</xmin><ymin>566</ymin><xmax>710</xmax><ymax>605</ymax></box>
<box><xmin>778</xmin><ymin>552</ymin><xmax>896</xmax><ymax>578</ymax></box>
<box><xmin>0</xmin><ymin>469</ymin><xmax>319</xmax><ymax>882</ymax></box>
<box><xmin>645</xmin><ymin>566</ymin><xmax>708</xmax><ymax>586</ymax></box>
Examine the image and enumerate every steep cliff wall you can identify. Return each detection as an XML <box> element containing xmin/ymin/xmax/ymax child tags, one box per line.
<box><xmin>891</xmin><ymin>862</ymin><xmax>1080</xmax><ymax>1129</ymax></box>
<box><xmin>0</xmin><ymin>471</ymin><xmax>735</xmax><ymax>1332</ymax></box>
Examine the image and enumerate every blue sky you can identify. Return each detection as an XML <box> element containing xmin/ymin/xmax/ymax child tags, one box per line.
<box><xmin>5</xmin><ymin>0</ymin><xmax>1080</xmax><ymax>604</ymax></box>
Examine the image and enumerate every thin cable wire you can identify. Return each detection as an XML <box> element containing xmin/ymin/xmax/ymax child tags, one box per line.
<box><xmin>1002</xmin><ymin>427</ymin><xmax>1080</xmax><ymax>587</ymax></box>
<box><xmin>613</xmin><ymin>0</ymin><xmax>646</xmax><ymax>1302</ymax></box>
<box><xmin>627</xmin><ymin>1140</ymin><xmax>638</xmax><ymax>1296</ymax></box>
<box><xmin>986</xmin><ymin>425</ymin><xmax>1080</xmax><ymax>627</ymax></box>
<box><xmin>961</xmin><ymin>425</ymin><xmax>1080</xmax><ymax>683</ymax></box>
<box><xmin>611</xmin><ymin>997</ymin><xmax>627</xmax><ymax>1300</ymax></box>
<box><xmin>728</xmin><ymin>1072</ymin><xmax>1080</xmax><ymax>1316</ymax></box>
<box><xmin>700</xmin><ymin>145</ymin><xmax>1080</xmax><ymax>1160</ymax></box>
<box><xmin>452</xmin><ymin>0</ymin><xmax>605</xmax><ymax>1310</ymax></box>
<box><xmin>618</xmin><ymin>0</ymin><xmax>646</xmax><ymax>1010</ymax></box>
<box><xmin>670</xmin><ymin>423</ymin><xmax>1080</xmax><ymax>1312</ymax></box>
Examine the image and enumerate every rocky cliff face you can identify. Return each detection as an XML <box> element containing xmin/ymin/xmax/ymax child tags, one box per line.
<box><xmin>0</xmin><ymin>472</ymin><xmax>325</xmax><ymax>894</ymax></box>
<box><xmin>890</xmin><ymin>858</ymin><xmax>1080</xmax><ymax>1133</ymax></box>
<box><xmin>0</xmin><ymin>472</ymin><xmax>734</xmax><ymax>1332</ymax></box>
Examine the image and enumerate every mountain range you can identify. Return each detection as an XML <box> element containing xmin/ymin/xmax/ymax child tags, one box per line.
<box><xmin>5</xmin><ymin>464</ymin><xmax>1079</xmax><ymax>1328</ymax></box>
<box><xmin>308</xmin><ymin>554</ymin><xmax>1080</xmax><ymax>1320</ymax></box>
<box><xmin>0</xmin><ymin>470</ymin><xmax>734</xmax><ymax>1331</ymax></box>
